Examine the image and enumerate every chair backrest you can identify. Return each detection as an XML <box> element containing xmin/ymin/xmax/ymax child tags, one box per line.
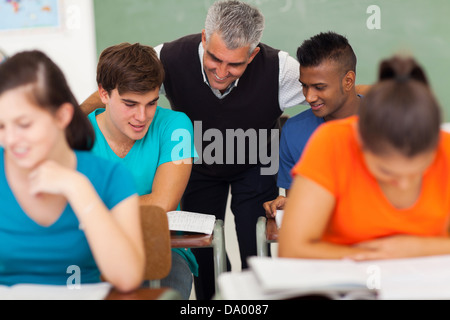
<box><xmin>140</xmin><ymin>205</ymin><xmax>172</xmax><ymax>281</ymax></box>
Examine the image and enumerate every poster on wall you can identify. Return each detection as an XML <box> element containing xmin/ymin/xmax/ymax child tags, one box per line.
<box><xmin>0</xmin><ymin>0</ymin><xmax>61</xmax><ymax>32</ymax></box>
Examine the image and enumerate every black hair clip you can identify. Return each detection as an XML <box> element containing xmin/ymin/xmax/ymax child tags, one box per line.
<box><xmin>396</xmin><ymin>74</ymin><xmax>410</xmax><ymax>83</ymax></box>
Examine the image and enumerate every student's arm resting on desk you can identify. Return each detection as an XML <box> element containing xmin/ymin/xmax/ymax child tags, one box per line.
<box><xmin>139</xmin><ymin>158</ymin><xmax>193</xmax><ymax>212</ymax></box>
<box><xmin>278</xmin><ymin>175</ymin><xmax>373</xmax><ymax>259</ymax></box>
<box><xmin>347</xmin><ymin>234</ymin><xmax>450</xmax><ymax>260</ymax></box>
<box><xmin>29</xmin><ymin>160</ymin><xmax>145</xmax><ymax>292</ymax></box>
<box><xmin>279</xmin><ymin>175</ymin><xmax>450</xmax><ymax>260</ymax></box>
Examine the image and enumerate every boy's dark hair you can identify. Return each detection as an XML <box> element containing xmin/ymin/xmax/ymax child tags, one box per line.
<box><xmin>297</xmin><ymin>31</ymin><xmax>357</xmax><ymax>75</ymax></box>
<box><xmin>358</xmin><ymin>56</ymin><xmax>441</xmax><ymax>157</ymax></box>
<box><xmin>97</xmin><ymin>43</ymin><xmax>165</xmax><ymax>95</ymax></box>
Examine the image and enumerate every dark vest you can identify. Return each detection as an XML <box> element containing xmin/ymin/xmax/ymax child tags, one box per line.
<box><xmin>160</xmin><ymin>33</ymin><xmax>282</xmax><ymax>177</ymax></box>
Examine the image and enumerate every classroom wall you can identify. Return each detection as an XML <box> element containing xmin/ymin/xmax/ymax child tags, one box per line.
<box><xmin>92</xmin><ymin>0</ymin><xmax>450</xmax><ymax>120</ymax></box>
<box><xmin>0</xmin><ymin>0</ymin><xmax>97</xmax><ymax>104</ymax></box>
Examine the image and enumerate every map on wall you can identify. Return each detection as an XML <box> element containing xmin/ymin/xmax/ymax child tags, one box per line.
<box><xmin>0</xmin><ymin>0</ymin><xmax>60</xmax><ymax>31</ymax></box>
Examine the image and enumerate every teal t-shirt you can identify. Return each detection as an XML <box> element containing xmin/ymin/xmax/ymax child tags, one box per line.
<box><xmin>0</xmin><ymin>150</ymin><xmax>137</xmax><ymax>286</ymax></box>
<box><xmin>88</xmin><ymin>107</ymin><xmax>199</xmax><ymax>276</ymax></box>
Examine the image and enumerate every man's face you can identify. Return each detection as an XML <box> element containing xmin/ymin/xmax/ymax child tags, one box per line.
<box><xmin>201</xmin><ymin>30</ymin><xmax>260</xmax><ymax>93</ymax></box>
<box><xmin>299</xmin><ymin>60</ymin><xmax>350</xmax><ymax>121</ymax></box>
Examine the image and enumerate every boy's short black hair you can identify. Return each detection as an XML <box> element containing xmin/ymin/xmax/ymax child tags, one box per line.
<box><xmin>297</xmin><ymin>31</ymin><xmax>357</xmax><ymax>75</ymax></box>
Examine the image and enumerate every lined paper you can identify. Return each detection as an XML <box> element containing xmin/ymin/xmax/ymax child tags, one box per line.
<box><xmin>167</xmin><ymin>211</ymin><xmax>216</xmax><ymax>235</ymax></box>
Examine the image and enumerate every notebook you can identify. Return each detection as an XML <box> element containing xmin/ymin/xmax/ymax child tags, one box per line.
<box><xmin>167</xmin><ymin>211</ymin><xmax>216</xmax><ymax>235</ymax></box>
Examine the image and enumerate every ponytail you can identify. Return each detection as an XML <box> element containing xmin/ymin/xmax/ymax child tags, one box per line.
<box><xmin>378</xmin><ymin>56</ymin><xmax>429</xmax><ymax>85</ymax></box>
<box><xmin>358</xmin><ymin>55</ymin><xmax>441</xmax><ymax>157</ymax></box>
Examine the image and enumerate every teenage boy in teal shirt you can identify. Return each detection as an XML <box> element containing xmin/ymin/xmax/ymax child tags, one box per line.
<box><xmin>87</xmin><ymin>43</ymin><xmax>198</xmax><ymax>299</ymax></box>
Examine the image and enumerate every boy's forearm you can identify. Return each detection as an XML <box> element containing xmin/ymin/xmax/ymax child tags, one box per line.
<box><xmin>80</xmin><ymin>91</ymin><xmax>104</xmax><ymax>115</ymax></box>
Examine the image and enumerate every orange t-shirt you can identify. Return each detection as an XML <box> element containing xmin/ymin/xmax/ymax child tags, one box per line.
<box><xmin>292</xmin><ymin>116</ymin><xmax>450</xmax><ymax>245</ymax></box>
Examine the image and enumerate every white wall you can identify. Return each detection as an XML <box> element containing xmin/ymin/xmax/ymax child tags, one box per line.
<box><xmin>0</xmin><ymin>0</ymin><xmax>97</xmax><ymax>104</ymax></box>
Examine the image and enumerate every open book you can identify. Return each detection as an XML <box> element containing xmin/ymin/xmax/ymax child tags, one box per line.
<box><xmin>167</xmin><ymin>211</ymin><xmax>216</xmax><ymax>235</ymax></box>
<box><xmin>219</xmin><ymin>255</ymin><xmax>450</xmax><ymax>300</ymax></box>
<box><xmin>219</xmin><ymin>257</ymin><xmax>377</xmax><ymax>300</ymax></box>
<box><xmin>0</xmin><ymin>282</ymin><xmax>112</xmax><ymax>300</ymax></box>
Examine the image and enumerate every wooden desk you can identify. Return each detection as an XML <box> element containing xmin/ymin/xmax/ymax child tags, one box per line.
<box><xmin>170</xmin><ymin>220</ymin><xmax>226</xmax><ymax>293</ymax></box>
<box><xmin>170</xmin><ymin>232</ymin><xmax>213</xmax><ymax>248</ymax></box>
<box><xmin>106</xmin><ymin>287</ymin><xmax>182</xmax><ymax>300</ymax></box>
<box><xmin>256</xmin><ymin>216</ymin><xmax>279</xmax><ymax>257</ymax></box>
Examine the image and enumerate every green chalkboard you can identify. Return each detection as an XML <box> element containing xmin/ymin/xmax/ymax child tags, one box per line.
<box><xmin>93</xmin><ymin>0</ymin><xmax>450</xmax><ymax>120</ymax></box>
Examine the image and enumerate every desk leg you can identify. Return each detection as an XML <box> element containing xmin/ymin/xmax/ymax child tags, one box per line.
<box><xmin>256</xmin><ymin>216</ymin><xmax>268</xmax><ymax>257</ymax></box>
<box><xmin>212</xmin><ymin>219</ymin><xmax>226</xmax><ymax>293</ymax></box>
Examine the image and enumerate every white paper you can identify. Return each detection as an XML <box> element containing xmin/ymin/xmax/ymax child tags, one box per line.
<box><xmin>275</xmin><ymin>210</ymin><xmax>284</xmax><ymax>228</ymax></box>
<box><xmin>239</xmin><ymin>255</ymin><xmax>450</xmax><ymax>300</ymax></box>
<box><xmin>219</xmin><ymin>270</ymin><xmax>376</xmax><ymax>300</ymax></box>
<box><xmin>248</xmin><ymin>257</ymin><xmax>369</xmax><ymax>293</ymax></box>
<box><xmin>218</xmin><ymin>271</ymin><xmax>313</xmax><ymax>300</ymax></box>
<box><xmin>357</xmin><ymin>255</ymin><xmax>450</xmax><ymax>300</ymax></box>
<box><xmin>0</xmin><ymin>282</ymin><xmax>112</xmax><ymax>300</ymax></box>
<box><xmin>167</xmin><ymin>211</ymin><xmax>216</xmax><ymax>235</ymax></box>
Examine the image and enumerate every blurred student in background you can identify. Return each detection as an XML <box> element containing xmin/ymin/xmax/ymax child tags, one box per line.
<box><xmin>0</xmin><ymin>51</ymin><xmax>144</xmax><ymax>292</ymax></box>
<box><xmin>279</xmin><ymin>55</ymin><xmax>450</xmax><ymax>261</ymax></box>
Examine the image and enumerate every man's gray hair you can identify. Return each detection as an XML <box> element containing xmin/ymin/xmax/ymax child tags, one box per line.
<box><xmin>205</xmin><ymin>0</ymin><xmax>265</xmax><ymax>53</ymax></box>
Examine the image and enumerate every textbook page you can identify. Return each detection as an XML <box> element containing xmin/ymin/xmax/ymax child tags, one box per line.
<box><xmin>248</xmin><ymin>257</ymin><xmax>372</xmax><ymax>294</ymax></box>
<box><xmin>0</xmin><ymin>282</ymin><xmax>112</xmax><ymax>300</ymax></box>
<box><xmin>167</xmin><ymin>211</ymin><xmax>216</xmax><ymax>235</ymax></box>
<box><xmin>218</xmin><ymin>271</ymin><xmax>375</xmax><ymax>300</ymax></box>
<box><xmin>248</xmin><ymin>255</ymin><xmax>450</xmax><ymax>300</ymax></box>
<box><xmin>357</xmin><ymin>254</ymin><xmax>450</xmax><ymax>300</ymax></box>
<box><xmin>218</xmin><ymin>271</ymin><xmax>313</xmax><ymax>300</ymax></box>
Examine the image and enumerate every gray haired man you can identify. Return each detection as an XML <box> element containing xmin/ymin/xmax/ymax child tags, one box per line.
<box><xmin>156</xmin><ymin>0</ymin><xmax>304</xmax><ymax>300</ymax></box>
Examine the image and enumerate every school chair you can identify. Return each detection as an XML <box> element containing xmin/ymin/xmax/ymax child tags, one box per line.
<box><xmin>140</xmin><ymin>205</ymin><xmax>182</xmax><ymax>299</ymax></box>
<box><xmin>256</xmin><ymin>216</ymin><xmax>279</xmax><ymax>257</ymax></box>
<box><xmin>170</xmin><ymin>218</ymin><xmax>226</xmax><ymax>293</ymax></box>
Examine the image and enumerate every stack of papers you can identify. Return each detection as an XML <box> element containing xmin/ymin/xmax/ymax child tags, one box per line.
<box><xmin>219</xmin><ymin>255</ymin><xmax>450</xmax><ymax>300</ymax></box>
<box><xmin>167</xmin><ymin>211</ymin><xmax>216</xmax><ymax>235</ymax></box>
